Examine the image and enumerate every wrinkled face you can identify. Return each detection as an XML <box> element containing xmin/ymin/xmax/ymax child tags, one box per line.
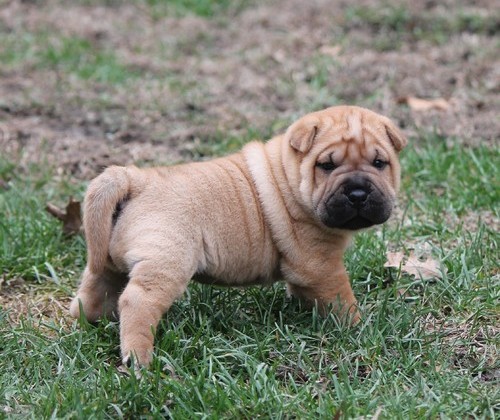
<box><xmin>285</xmin><ymin>106</ymin><xmax>407</xmax><ymax>231</ymax></box>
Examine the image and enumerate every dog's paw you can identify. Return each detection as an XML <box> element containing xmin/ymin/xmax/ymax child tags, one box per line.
<box><xmin>70</xmin><ymin>293</ymin><xmax>118</xmax><ymax>323</ymax></box>
<box><xmin>118</xmin><ymin>356</ymin><xmax>144</xmax><ymax>379</ymax></box>
<box><xmin>69</xmin><ymin>296</ymin><xmax>84</xmax><ymax>319</ymax></box>
<box><xmin>348</xmin><ymin>309</ymin><xmax>361</xmax><ymax>326</ymax></box>
<box><xmin>121</xmin><ymin>348</ymin><xmax>153</xmax><ymax>370</ymax></box>
<box><xmin>69</xmin><ymin>295</ymin><xmax>101</xmax><ymax>323</ymax></box>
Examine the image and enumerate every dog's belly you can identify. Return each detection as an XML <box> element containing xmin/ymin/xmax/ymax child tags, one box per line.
<box><xmin>193</xmin><ymin>270</ymin><xmax>277</xmax><ymax>287</ymax></box>
<box><xmin>194</xmin><ymin>231</ymin><xmax>280</xmax><ymax>287</ymax></box>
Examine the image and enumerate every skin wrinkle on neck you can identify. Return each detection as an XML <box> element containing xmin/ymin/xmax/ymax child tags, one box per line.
<box><xmin>244</xmin><ymin>142</ymin><xmax>301</xmax><ymax>258</ymax></box>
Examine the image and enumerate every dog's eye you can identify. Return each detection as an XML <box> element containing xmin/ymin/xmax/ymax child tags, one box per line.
<box><xmin>373</xmin><ymin>159</ymin><xmax>388</xmax><ymax>170</ymax></box>
<box><xmin>316</xmin><ymin>161</ymin><xmax>336</xmax><ymax>172</ymax></box>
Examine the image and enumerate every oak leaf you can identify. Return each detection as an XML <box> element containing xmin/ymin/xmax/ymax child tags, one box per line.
<box><xmin>398</xmin><ymin>96</ymin><xmax>450</xmax><ymax>112</ymax></box>
<box><xmin>46</xmin><ymin>197</ymin><xmax>82</xmax><ymax>235</ymax></box>
<box><xmin>402</xmin><ymin>253</ymin><xmax>443</xmax><ymax>280</ymax></box>
<box><xmin>384</xmin><ymin>251</ymin><xmax>405</xmax><ymax>269</ymax></box>
<box><xmin>384</xmin><ymin>251</ymin><xmax>444</xmax><ymax>280</ymax></box>
<box><xmin>319</xmin><ymin>45</ymin><xmax>342</xmax><ymax>57</ymax></box>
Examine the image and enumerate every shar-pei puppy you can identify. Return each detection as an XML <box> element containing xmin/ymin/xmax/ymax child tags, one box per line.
<box><xmin>70</xmin><ymin>105</ymin><xmax>407</xmax><ymax>367</ymax></box>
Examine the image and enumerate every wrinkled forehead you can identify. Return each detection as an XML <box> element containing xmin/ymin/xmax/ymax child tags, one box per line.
<box><xmin>318</xmin><ymin>110</ymin><xmax>385</xmax><ymax>142</ymax></box>
<box><xmin>314</xmin><ymin>111</ymin><xmax>390</xmax><ymax>155</ymax></box>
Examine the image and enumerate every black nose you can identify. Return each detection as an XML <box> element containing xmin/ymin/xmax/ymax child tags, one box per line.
<box><xmin>347</xmin><ymin>189</ymin><xmax>368</xmax><ymax>206</ymax></box>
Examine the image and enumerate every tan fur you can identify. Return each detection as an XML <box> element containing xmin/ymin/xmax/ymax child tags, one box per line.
<box><xmin>69</xmin><ymin>106</ymin><xmax>407</xmax><ymax>367</ymax></box>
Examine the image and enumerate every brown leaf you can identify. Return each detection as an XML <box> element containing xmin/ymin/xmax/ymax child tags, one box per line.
<box><xmin>398</xmin><ymin>96</ymin><xmax>450</xmax><ymax>112</ymax></box>
<box><xmin>319</xmin><ymin>44</ymin><xmax>342</xmax><ymax>57</ymax></box>
<box><xmin>385</xmin><ymin>251</ymin><xmax>445</xmax><ymax>280</ymax></box>
<box><xmin>384</xmin><ymin>251</ymin><xmax>405</xmax><ymax>268</ymax></box>
<box><xmin>402</xmin><ymin>253</ymin><xmax>444</xmax><ymax>280</ymax></box>
<box><xmin>46</xmin><ymin>197</ymin><xmax>82</xmax><ymax>235</ymax></box>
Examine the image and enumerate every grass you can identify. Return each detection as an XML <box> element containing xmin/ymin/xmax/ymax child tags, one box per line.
<box><xmin>39</xmin><ymin>37</ymin><xmax>139</xmax><ymax>85</ymax></box>
<box><xmin>344</xmin><ymin>4</ymin><xmax>499</xmax><ymax>46</ymax></box>
<box><xmin>188</xmin><ymin>127</ymin><xmax>275</xmax><ymax>158</ymax></box>
<box><xmin>1</xmin><ymin>135</ymin><xmax>498</xmax><ymax>418</ymax></box>
<box><xmin>140</xmin><ymin>0</ymin><xmax>250</xmax><ymax>19</ymax></box>
<box><xmin>0</xmin><ymin>158</ymin><xmax>86</xmax><ymax>282</ymax></box>
<box><xmin>0</xmin><ymin>32</ymin><xmax>138</xmax><ymax>84</ymax></box>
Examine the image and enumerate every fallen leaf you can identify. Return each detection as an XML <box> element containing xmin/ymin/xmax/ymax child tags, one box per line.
<box><xmin>272</xmin><ymin>49</ymin><xmax>286</xmax><ymax>63</ymax></box>
<box><xmin>46</xmin><ymin>197</ymin><xmax>82</xmax><ymax>235</ymax></box>
<box><xmin>319</xmin><ymin>44</ymin><xmax>342</xmax><ymax>57</ymax></box>
<box><xmin>385</xmin><ymin>250</ymin><xmax>445</xmax><ymax>280</ymax></box>
<box><xmin>384</xmin><ymin>251</ymin><xmax>405</xmax><ymax>268</ymax></box>
<box><xmin>402</xmin><ymin>253</ymin><xmax>444</xmax><ymax>280</ymax></box>
<box><xmin>398</xmin><ymin>96</ymin><xmax>450</xmax><ymax>112</ymax></box>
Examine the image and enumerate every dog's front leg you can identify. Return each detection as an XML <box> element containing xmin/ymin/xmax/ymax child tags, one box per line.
<box><xmin>283</xmin><ymin>257</ymin><xmax>360</xmax><ymax>324</ymax></box>
<box><xmin>118</xmin><ymin>259</ymin><xmax>191</xmax><ymax>368</ymax></box>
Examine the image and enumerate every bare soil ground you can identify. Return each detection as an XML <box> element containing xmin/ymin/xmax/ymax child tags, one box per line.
<box><xmin>0</xmin><ymin>0</ymin><xmax>498</xmax><ymax>179</ymax></box>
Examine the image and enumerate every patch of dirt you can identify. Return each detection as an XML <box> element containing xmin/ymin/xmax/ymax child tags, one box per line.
<box><xmin>422</xmin><ymin>312</ymin><xmax>500</xmax><ymax>383</ymax></box>
<box><xmin>0</xmin><ymin>276</ymin><xmax>71</xmax><ymax>327</ymax></box>
<box><xmin>0</xmin><ymin>0</ymin><xmax>498</xmax><ymax>179</ymax></box>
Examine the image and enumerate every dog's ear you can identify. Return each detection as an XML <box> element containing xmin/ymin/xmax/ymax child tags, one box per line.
<box><xmin>285</xmin><ymin>116</ymin><xmax>320</xmax><ymax>153</ymax></box>
<box><xmin>384</xmin><ymin>120</ymin><xmax>407</xmax><ymax>152</ymax></box>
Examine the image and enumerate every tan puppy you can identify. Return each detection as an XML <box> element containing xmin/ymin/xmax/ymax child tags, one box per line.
<box><xmin>70</xmin><ymin>106</ymin><xmax>407</xmax><ymax>367</ymax></box>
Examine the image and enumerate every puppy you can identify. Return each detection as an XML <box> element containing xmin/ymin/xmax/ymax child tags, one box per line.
<box><xmin>70</xmin><ymin>106</ymin><xmax>407</xmax><ymax>367</ymax></box>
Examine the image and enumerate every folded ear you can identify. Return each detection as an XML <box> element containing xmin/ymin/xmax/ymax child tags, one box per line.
<box><xmin>285</xmin><ymin>116</ymin><xmax>320</xmax><ymax>153</ymax></box>
<box><xmin>384</xmin><ymin>120</ymin><xmax>407</xmax><ymax>152</ymax></box>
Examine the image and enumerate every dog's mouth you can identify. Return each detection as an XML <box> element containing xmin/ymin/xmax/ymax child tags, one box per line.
<box><xmin>336</xmin><ymin>214</ymin><xmax>379</xmax><ymax>230</ymax></box>
<box><xmin>320</xmin><ymin>180</ymin><xmax>393</xmax><ymax>230</ymax></box>
<box><xmin>322</xmin><ymin>207</ymin><xmax>391</xmax><ymax>230</ymax></box>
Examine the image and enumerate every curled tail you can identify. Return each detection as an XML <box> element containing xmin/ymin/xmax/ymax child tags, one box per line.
<box><xmin>84</xmin><ymin>166</ymin><xmax>138</xmax><ymax>273</ymax></box>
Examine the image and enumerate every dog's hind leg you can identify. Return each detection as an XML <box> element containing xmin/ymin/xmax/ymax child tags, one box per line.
<box><xmin>70</xmin><ymin>266</ymin><xmax>127</xmax><ymax>322</ymax></box>
<box><xmin>117</xmin><ymin>258</ymin><xmax>192</xmax><ymax>368</ymax></box>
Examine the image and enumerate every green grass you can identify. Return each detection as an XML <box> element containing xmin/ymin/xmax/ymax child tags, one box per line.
<box><xmin>65</xmin><ymin>0</ymin><xmax>250</xmax><ymax>17</ymax></box>
<box><xmin>140</xmin><ymin>0</ymin><xmax>250</xmax><ymax>19</ymax></box>
<box><xmin>1</xmin><ymin>137</ymin><xmax>498</xmax><ymax>418</ymax></box>
<box><xmin>344</xmin><ymin>5</ymin><xmax>499</xmax><ymax>47</ymax></box>
<box><xmin>187</xmin><ymin>127</ymin><xmax>276</xmax><ymax>158</ymax></box>
<box><xmin>0</xmin><ymin>32</ymin><xmax>138</xmax><ymax>84</ymax></box>
<box><xmin>39</xmin><ymin>37</ymin><xmax>139</xmax><ymax>84</ymax></box>
<box><xmin>343</xmin><ymin>2</ymin><xmax>500</xmax><ymax>51</ymax></box>
<box><xmin>0</xmin><ymin>159</ymin><xmax>86</xmax><ymax>283</ymax></box>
